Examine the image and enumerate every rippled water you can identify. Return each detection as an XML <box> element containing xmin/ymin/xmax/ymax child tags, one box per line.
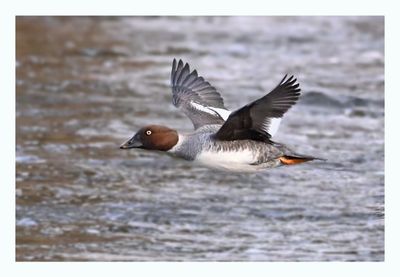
<box><xmin>16</xmin><ymin>16</ymin><xmax>384</xmax><ymax>261</ymax></box>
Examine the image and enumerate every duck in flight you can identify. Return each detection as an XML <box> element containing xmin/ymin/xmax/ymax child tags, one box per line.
<box><xmin>120</xmin><ymin>59</ymin><xmax>321</xmax><ymax>172</ymax></box>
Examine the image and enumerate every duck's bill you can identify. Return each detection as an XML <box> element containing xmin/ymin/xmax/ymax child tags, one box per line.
<box><xmin>119</xmin><ymin>137</ymin><xmax>143</xmax><ymax>149</ymax></box>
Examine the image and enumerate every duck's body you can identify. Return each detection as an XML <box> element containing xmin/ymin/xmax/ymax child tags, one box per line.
<box><xmin>120</xmin><ymin>59</ymin><xmax>321</xmax><ymax>172</ymax></box>
<box><xmin>168</xmin><ymin>125</ymin><xmax>287</xmax><ymax>172</ymax></box>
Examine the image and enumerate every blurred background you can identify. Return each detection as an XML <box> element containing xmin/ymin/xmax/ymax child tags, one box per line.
<box><xmin>16</xmin><ymin>16</ymin><xmax>384</xmax><ymax>261</ymax></box>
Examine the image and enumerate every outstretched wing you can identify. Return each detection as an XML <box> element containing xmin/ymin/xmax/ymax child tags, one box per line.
<box><xmin>171</xmin><ymin>59</ymin><xmax>231</xmax><ymax>129</ymax></box>
<box><xmin>214</xmin><ymin>75</ymin><xmax>301</xmax><ymax>142</ymax></box>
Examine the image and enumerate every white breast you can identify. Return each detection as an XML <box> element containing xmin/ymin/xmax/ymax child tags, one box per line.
<box><xmin>195</xmin><ymin>149</ymin><xmax>258</xmax><ymax>172</ymax></box>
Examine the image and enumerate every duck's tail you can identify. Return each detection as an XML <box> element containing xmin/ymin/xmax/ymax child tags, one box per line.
<box><xmin>279</xmin><ymin>154</ymin><xmax>326</xmax><ymax>165</ymax></box>
<box><xmin>272</xmin><ymin>142</ymin><xmax>325</xmax><ymax>166</ymax></box>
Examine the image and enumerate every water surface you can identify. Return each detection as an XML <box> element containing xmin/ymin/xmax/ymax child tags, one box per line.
<box><xmin>16</xmin><ymin>16</ymin><xmax>384</xmax><ymax>261</ymax></box>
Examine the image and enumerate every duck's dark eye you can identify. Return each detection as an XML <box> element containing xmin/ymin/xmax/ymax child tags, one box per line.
<box><xmin>146</xmin><ymin>130</ymin><xmax>152</xmax><ymax>136</ymax></box>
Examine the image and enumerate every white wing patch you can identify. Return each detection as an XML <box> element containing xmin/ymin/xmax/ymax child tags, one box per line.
<box><xmin>268</xmin><ymin>118</ymin><xmax>281</xmax><ymax>137</ymax></box>
<box><xmin>190</xmin><ymin>101</ymin><xmax>231</xmax><ymax>121</ymax></box>
<box><xmin>208</xmin><ymin>107</ymin><xmax>231</xmax><ymax>120</ymax></box>
<box><xmin>190</xmin><ymin>101</ymin><xmax>213</xmax><ymax>114</ymax></box>
<box><xmin>258</xmin><ymin>118</ymin><xmax>282</xmax><ymax>138</ymax></box>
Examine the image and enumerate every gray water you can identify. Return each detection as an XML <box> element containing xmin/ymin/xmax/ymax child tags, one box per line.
<box><xmin>16</xmin><ymin>16</ymin><xmax>384</xmax><ymax>261</ymax></box>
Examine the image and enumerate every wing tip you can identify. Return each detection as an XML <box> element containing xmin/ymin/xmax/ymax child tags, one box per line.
<box><xmin>279</xmin><ymin>74</ymin><xmax>301</xmax><ymax>94</ymax></box>
<box><xmin>171</xmin><ymin>58</ymin><xmax>190</xmax><ymax>85</ymax></box>
<box><xmin>281</xmin><ymin>74</ymin><xmax>296</xmax><ymax>83</ymax></box>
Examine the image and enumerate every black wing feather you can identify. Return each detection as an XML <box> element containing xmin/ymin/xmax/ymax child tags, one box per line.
<box><xmin>170</xmin><ymin>59</ymin><xmax>228</xmax><ymax>129</ymax></box>
<box><xmin>214</xmin><ymin>75</ymin><xmax>301</xmax><ymax>142</ymax></box>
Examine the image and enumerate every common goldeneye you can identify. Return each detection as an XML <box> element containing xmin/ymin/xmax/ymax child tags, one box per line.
<box><xmin>120</xmin><ymin>59</ymin><xmax>321</xmax><ymax>172</ymax></box>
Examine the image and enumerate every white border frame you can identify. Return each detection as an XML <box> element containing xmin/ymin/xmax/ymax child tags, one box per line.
<box><xmin>3</xmin><ymin>0</ymin><xmax>398</xmax><ymax>276</ymax></box>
